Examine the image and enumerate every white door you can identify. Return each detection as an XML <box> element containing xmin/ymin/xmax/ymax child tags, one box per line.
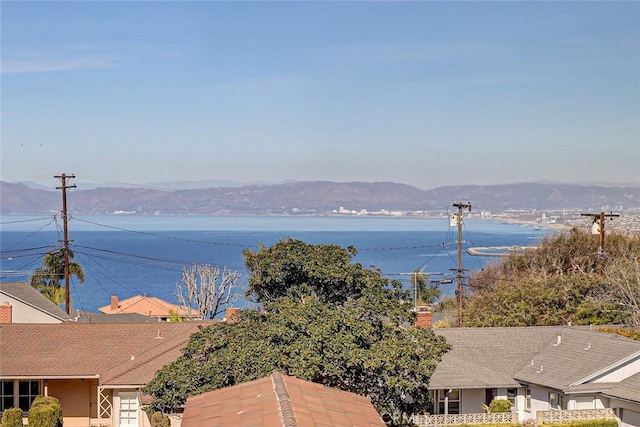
<box><xmin>118</xmin><ymin>392</ymin><xmax>138</xmax><ymax>427</ymax></box>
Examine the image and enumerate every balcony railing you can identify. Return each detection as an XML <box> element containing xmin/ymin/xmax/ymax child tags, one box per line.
<box><xmin>536</xmin><ymin>408</ymin><xmax>616</xmax><ymax>424</ymax></box>
<box><xmin>412</xmin><ymin>412</ymin><xmax>518</xmax><ymax>426</ymax></box>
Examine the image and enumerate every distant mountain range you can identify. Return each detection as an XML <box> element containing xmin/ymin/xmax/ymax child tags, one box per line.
<box><xmin>1</xmin><ymin>181</ymin><xmax>638</xmax><ymax>215</ymax></box>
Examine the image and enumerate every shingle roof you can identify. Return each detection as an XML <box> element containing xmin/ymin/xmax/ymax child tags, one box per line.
<box><xmin>431</xmin><ymin>326</ymin><xmax>640</xmax><ymax>392</ymax></box>
<box><xmin>0</xmin><ymin>322</ymin><xmax>206</xmax><ymax>385</ymax></box>
<box><xmin>74</xmin><ymin>312</ymin><xmax>157</xmax><ymax>323</ymax></box>
<box><xmin>430</xmin><ymin>326</ymin><xmax>566</xmax><ymax>389</ymax></box>
<box><xmin>602</xmin><ymin>372</ymin><xmax>640</xmax><ymax>403</ymax></box>
<box><xmin>181</xmin><ymin>372</ymin><xmax>386</xmax><ymax>427</ymax></box>
<box><xmin>0</xmin><ymin>282</ymin><xmax>71</xmax><ymax>321</ymax></box>
<box><xmin>514</xmin><ymin>327</ymin><xmax>640</xmax><ymax>392</ymax></box>
<box><xmin>99</xmin><ymin>294</ymin><xmax>188</xmax><ymax>317</ymax></box>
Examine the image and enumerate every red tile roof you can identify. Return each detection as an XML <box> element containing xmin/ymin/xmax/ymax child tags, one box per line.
<box><xmin>181</xmin><ymin>372</ymin><xmax>386</xmax><ymax>427</ymax></box>
<box><xmin>99</xmin><ymin>294</ymin><xmax>188</xmax><ymax>317</ymax></box>
<box><xmin>0</xmin><ymin>322</ymin><xmax>206</xmax><ymax>386</ymax></box>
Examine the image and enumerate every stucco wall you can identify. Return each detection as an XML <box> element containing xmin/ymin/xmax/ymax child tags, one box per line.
<box><xmin>461</xmin><ymin>388</ymin><xmax>485</xmax><ymax>414</ymax></box>
<box><xmin>0</xmin><ymin>296</ymin><xmax>62</xmax><ymax>323</ymax></box>
<box><xmin>47</xmin><ymin>379</ymin><xmax>92</xmax><ymax>426</ymax></box>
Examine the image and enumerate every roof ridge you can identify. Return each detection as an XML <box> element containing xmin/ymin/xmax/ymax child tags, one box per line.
<box><xmin>99</xmin><ymin>324</ymin><xmax>200</xmax><ymax>384</ymax></box>
<box><xmin>272</xmin><ymin>371</ymin><xmax>297</xmax><ymax>427</ymax></box>
<box><xmin>0</xmin><ymin>283</ymin><xmax>69</xmax><ymax>320</ymax></box>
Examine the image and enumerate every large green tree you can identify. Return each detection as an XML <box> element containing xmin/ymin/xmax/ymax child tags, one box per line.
<box><xmin>145</xmin><ymin>239</ymin><xmax>450</xmax><ymax>421</ymax></box>
<box><xmin>30</xmin><ymin>249</ymin><xmax>85</xmax><ymax>308</ymax></box>
<box><xmin>464</xmin><ymin>229</ymin><xmax>640</xmax><ymax>326</ymax></box>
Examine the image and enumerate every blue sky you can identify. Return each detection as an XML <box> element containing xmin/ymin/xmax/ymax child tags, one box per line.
<box><xmin>2</xmin><ymin>1</ymin><xmax>639</xmax><ymax>190</ymax></box>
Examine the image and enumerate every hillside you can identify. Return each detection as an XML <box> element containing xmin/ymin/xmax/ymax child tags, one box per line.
<box><xmin>1</xmin><ymin>181</ymin><xmax>638</xmax><ymax>215</ymax></box>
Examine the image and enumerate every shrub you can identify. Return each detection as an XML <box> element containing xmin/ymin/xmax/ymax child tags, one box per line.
<box><xmin>151</xmin><ymin>411</ymin><xmax>170</xmax><ymax>427</ymax></box>
<box><xmin>27</xmin><ymin>396</ymin><xmax>62</xmax><ymax>427</ymax></box>
<box><xmin>540</xmin><ymin>420</ymin><xmax>618</xmax><ymax>427</ymax></box>
<box><xmin>488</xmin><ymin>399</ymin><xmax>512</xmax><ymax>413</ymax></box>
<box><xmin>1</xmin><ymin>407</ymin><xmax>24</xmax><ymax>427</ymax></box>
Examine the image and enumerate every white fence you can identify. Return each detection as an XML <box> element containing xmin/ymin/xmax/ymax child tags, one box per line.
<box><xmin>412</xmin><ymin>412</ymin><xmax>517</xmax><ymax>426</ymax></box>
<box><xmin>537</xmin><ymin>408</ymin><xmax>617</xmax><ymax>424</ymax></box>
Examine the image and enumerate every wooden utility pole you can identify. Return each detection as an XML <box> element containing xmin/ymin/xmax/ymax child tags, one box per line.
<box><xmin>452</xmin><ymin>202</ymin><xmax>471</xmax><ymax>327</ymax></box>
<box><xmin>55</xmin><ymin>174</ymin><xmax>76</xmax><ymax>314</ymax></box>
<box><xmin>580</xmin><ymin>211</ymin><xmax>620</xmax><ymax>275</ymax></box>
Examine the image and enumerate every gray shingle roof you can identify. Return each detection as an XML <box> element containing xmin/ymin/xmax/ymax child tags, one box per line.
<box><xmin>602</xmin><ymin>372</ymin><xmax>640</xmax><ymax>403</ymax></box>
<box><xmin>0</xmin><ymin>282</ymin><xmax>71</xmax><ymax>320</ymax></box>
<box><xmin>430</xmin><ymin>326</ymin><xmax>565</xmax><ymax>389</ymax></box>
<box><xmin>514</xmin><ymin>328</ymin><xmax>640</xmax><ymax>392</ymax></box>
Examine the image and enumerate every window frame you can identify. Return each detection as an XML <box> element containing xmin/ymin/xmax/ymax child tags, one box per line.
<box><xmin>507</xmin><ymin>388</ymin><xmax>518</xmax><ymax>410</ymax></box>
<box><xmin>0</xmin><ymin>380</ymin><xmax>41</xmax><ymax>413</ymax></box>
<box><xmin>438</xmin><ymin>389</ymin><xmax>461</xmax><ymax>415</ymax></box>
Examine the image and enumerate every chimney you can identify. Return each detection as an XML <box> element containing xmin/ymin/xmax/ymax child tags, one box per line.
<box><xmin>0</xmin><ymin>303</ymin><xmax>13</xmax><ymax>324</ymax></box>
<box><xmin>110</xmin><ymin>295</ymin><xmax>119</xmax><ymax>311</ymax></box>
<box><xmin>415</xmin><ymin>309</ymin><xmax>432</xmax><ymax>328</ymax></box>
<box><xmin>225</xmin><ymin>307</ymin><xmax>240</xmax><ymax>324</ymax></box>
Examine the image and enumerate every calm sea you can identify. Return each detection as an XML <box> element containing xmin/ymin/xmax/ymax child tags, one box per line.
<box><xmin>0</xmin><ymin>215</ymin><xmax>551</xmax><ymax>313</ymax></box>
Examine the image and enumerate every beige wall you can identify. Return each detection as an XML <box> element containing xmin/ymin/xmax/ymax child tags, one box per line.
<box><xmin>46</xmin><ymin>379</ymin><xmax>93</xmax><ymax>426</ymax></box>
<box><xmin>0</xmin><ymin>296</ymin><xmax>63</xmax><ymax>323</ymax></box>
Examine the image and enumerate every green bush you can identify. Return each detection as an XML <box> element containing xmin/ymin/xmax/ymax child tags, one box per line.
<box><xmin>27</xmin><ymin>396</ymin><xmax>62</xmax><ymax>427</ymax></box>
<box><xmin>1</xmin><ymin>407</ymin><xmax>24</xmax><ymax>427</ymax></box>
<box><xmin>488</xmin><ymin>399</ymin><xmax>512</xmax><ymax>413</ymax></box>
<box><xmin>541</xmin><ymin>420</ymin><xmax>618</xmax><ymax>427</ymax></box>
<box><xmin>151</xmin><ymin>411</ymin><xmax>170</xmax><ymax>427</ymax></box>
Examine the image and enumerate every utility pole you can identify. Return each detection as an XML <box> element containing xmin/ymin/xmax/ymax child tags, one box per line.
<box><xmin>55</xmin><ymin>174</ymin><xmax>76</xmax><ymax>314</ymax></box>
<box><xmin>580</xmin><ymin>211</ymin><xmax>620</xmax><ymax>275</ymax></box>
<box><xmin>452</xmin><ymin>202</ymin><xmax>471</xmax><ymax>327</ymax></box>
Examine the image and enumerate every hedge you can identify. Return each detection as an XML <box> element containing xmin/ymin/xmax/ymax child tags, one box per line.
<box><xmin>27</xmin><ymin>396</ymin><xmax>63</xmax><ymax>427</ymax></box>
<box><xmin>1</xmin><ymin>407</ymin><xmax>23</xmax><ymax>427</ymax></box>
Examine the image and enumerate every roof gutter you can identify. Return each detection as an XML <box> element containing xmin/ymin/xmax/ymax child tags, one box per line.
<box><xmin>0</xmin><ymin>374</ymin><xmax>100</xmax><ymax>380</ymax></box>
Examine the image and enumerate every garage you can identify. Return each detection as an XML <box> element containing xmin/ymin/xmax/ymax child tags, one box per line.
<box><xmin>620</xmin><ymin>408</ymin><xmax>640</xmax><ymax>427</ymax></box>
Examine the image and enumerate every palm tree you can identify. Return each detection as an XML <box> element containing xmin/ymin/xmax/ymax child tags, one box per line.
<box><xmin>409</xmin><ymin>268</ymin><xmax>442</xmax><ymax>307</ymax></box>
<box><xmin>30</xmin><ymin>250</ymin><xmax>85</xmax><ymax>308</ymax></box>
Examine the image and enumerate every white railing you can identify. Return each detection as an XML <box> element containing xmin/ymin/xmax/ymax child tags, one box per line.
<box><xmin>537</xmin><ymin>408</ymin><xmax>616</xmax><ymax>424</ymax></box>
<box><xmin>412</xmin><ymin>412</ymin><xmax>517</xmax><ymax>426</ymax></box>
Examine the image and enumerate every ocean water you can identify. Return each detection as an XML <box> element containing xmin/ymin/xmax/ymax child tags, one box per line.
<box><xmin>0</xmin><ymin>215</ymin><xmax>551</xmax><ymax>313</ymax></box>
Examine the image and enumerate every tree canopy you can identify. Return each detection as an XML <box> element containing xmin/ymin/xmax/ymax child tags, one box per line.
<box><xmin>145</xmin><ymin>239</ymin><xmax>450</xmax><ymax>421</ymax></box>
<box><xmin>464</xmin><ymin>228</ymin><xmax>640</xmax><ymax>326</ymax></box>
<box><xmin>30</xmin><ymin>249</ymin><xmax>85</xmax><ymax>308</ymax></box>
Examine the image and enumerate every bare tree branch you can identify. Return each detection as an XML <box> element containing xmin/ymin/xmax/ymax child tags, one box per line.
<box><xmin>176</xmin><ymin>264</ymin><xmax>241</xmax><ymax>320</ymax></box>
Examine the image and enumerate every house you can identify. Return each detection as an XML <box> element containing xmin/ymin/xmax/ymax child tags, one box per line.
<box><xmin>181</xmin><ymin>371</ymin><xmax>386</xmax><ymax>427</ymax></box>
<box><xmin>0</xmin><ymin>321</ymin><xmax>207</xmax><ymax>427</ymax></box>
<box><xmin>99</xmin><ymin>294</ymin><xmax>189</xmax><ymax>321</ymax></box>
<box><xmin>0</xmin><ymin>282</ymin><xmax>71</xmax><ymax>323</ymax></box>
<box><xmin>427</xmin><ymin>326</ymin><xmax>640</xmax><ymax>426</ymax></box>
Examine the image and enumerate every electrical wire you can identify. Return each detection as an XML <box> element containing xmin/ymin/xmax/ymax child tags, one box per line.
<box><xmin>71</xmin><ymin>216</ymin><xmax>247</xmax><ymax>248</ymax></box>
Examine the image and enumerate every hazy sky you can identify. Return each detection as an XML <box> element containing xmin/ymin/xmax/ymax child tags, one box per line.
<box><xmin>2</xmin><ymin>1</ymin><xmax>639</xmax><ymax>190</ymax></box>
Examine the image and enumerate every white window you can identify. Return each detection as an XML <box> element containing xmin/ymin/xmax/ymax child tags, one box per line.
<box><xmin>550</xmin><ymin>392</ymin><xmax>559</xmax><ymax>410</ymax></box>
<box><xmin>0</xmin><ymin>381</ymin><xmax>14</xmax><ymax>412</ymax></box>
<box><xmin>18</xmin><ymin>381</ymin><xmax>39</xmax><ymax>411</ymax></box>
<box><xmin>507</xmin><ymin>388</ymin><xmax>518</xmax><ymax>409</ymax></box>
<box><xmin>438</xmin><ymin>389</ymin><xmax>460</xmax><ymax>415</ymax></box>
<box><xmin>0</xmin><ymin>380</ymin><xmax>39</xmax><ymax>412</ymax></box>
<box><xmin>525</xmin><ymin>387</ymin><xmax>531</xmax><ymax>412</ymax></box>
<box><xmin>118</xmin><ymin>392</ymin><xmax>138</xmax><ymax>427</ymax></box>
<box><xmin>575</xmin><ymin>395</ymin><xmax>594</xmax><ymax>410</ymax></box>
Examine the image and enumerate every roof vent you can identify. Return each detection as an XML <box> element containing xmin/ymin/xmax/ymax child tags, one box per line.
<box><xmin>553</xmin><ymin>334</ymin><xmax>562</xmax><ymax>346</ymax></box>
